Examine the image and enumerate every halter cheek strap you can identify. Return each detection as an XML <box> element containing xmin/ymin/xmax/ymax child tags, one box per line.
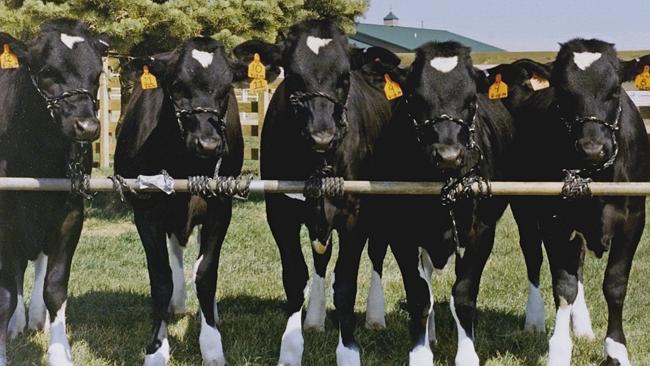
<box><xmin>289</xmin><ymin>90</ymin><xmax>349</xmax><ymax>146</ymax></box>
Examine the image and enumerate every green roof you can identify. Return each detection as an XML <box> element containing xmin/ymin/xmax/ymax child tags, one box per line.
<box><xmin>383</xmin><ymin>12</ymin><xmax>399</xmax><ymax>20</ymax></box>
<box><xmin>351</xmin><ymin>23</ymin><xmax>505</xmax><ymax>53</ymax></box>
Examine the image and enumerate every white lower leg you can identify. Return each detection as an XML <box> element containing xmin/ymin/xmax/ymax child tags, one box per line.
<box><xmin>409</xmin><ymin>345</ymin><xmax>434</xmax><ymax>366</ymax></box>
<box><xmin>167</xmin><ymin>234</ymin><xmax>187</xmax><ymax>314</ymax></box>
<box><xmin>304</xmin><ymin>272</ymin><xmax>326</xmax><ymax>331</ymax></box>
<box><xmin>29</xmin><ymin>253</ymin><xmax>48</xmax><ymax>331</ymax></box>
<box><xmin>365</xmin><ymin>270</ymin><xmax>386</xmax><ymax>330</ymax></box>
<box><xmin>450</xmin><ymin>296</ymin><xmax>479</xmax><ymax>366</ymax></box>
<box><xmin>524</xmin><ymin>283</ymin><xmax>545</xmax><ymax>332</ymax></box>
<box><xmin>336</xmin><ymin>332</ymin><xmax>360</xmax><ymax>366</ymax></box>
<box><xmin>278</xmin><ymin>310</ymin><xmax>304</xmax><ymax>366</ymax></box>
<box><xmin>547</xmin><ymin>300</ymin><xmax>573</xmax><ymax>366</ymax></box>
<box><xmin>418</xmin><ymin>249</ymin><xmax>436</xmax><ymax>343</ymax></box>
<box><xmin>8</xmin><ymin>293</ymin><xmax>26</xmax><ymax>339</ymax></box>
<box><xmin>571</xmin><ymin>282</ymin><xmax>594</xmax><ymax>339</ymax></box>
<box><xmin>47</xmin><ymin>301</ymin><xmax>73</xmax><ymax>366</ymax></box>
<box><xmin>604</xmin><ymin>337</ymin><xmax>631</xmax><ymax>366</ymax></box>
<box><xmin>199</xmin><ymin>312</ymin><xmax>226</xmax><ymax>366</ymax></box>
<box><xmin>143</xmin><ymin>321</ymin><xmax>170</xmax><ymax>366</ymax></box>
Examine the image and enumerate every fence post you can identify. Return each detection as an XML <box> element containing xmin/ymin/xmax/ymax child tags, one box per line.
<box><xmin>99</xmin><ymin>58</ymin><xmax>111</xmax><ymax>169</ymax></box>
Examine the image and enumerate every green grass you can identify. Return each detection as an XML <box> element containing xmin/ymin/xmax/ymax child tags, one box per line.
<box><xmin>7</xmin><ymin>196</ymin><xmax>650</xmax><ymax>365</ymax></box>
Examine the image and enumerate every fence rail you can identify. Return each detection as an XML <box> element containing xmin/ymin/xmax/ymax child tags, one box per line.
<box><xmin>1</xmin><ymin>178</ymin><xmax>650</xmax><ymax>196</ymax></box>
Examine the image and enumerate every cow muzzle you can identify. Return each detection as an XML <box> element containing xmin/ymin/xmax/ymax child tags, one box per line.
<box><xmin>576</xmin><ymin>139</ymin><xmax>607</xmax><ymax>164</ymax></box>
<box><xmin>310</xmin><ymin>130</ymin><xmax>336</xmax><ymax>152</ymax></box>
<box><xmin>193</xmin><ymin>136</ymin><xmax>223</xmax><ymax>158</ymax></box>
<box><xmin>433</xmin><ymin>144</ymin><xmax>464</xmax><ymax>169</ymax></box>
<box><xmin>72</xmin><ymin>117</ymin><xmax>100</xmax><ymax>141</ymax></box>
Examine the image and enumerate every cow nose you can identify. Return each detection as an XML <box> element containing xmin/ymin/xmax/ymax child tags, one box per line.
<box><xmin>577</xmin><ymin>140</ymin><xmax>605</xmax><ymax>162</ymax></box>
<box><xmin>74</xmin><ymin>118</ymin><xmax>100</xmax><ymax>141</ymax></box>
<box><xmin>433</xmin><ymin>145</ymin><xmax>464</xmax><ymax>169</ymax></box>
<box><xmin>311</xmin><ymin>131</ymin><xmax>335</xmax><ymax>151</ymax></box>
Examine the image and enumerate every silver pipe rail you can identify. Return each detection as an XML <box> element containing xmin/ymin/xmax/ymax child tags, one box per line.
<box><xmin>0</xmin><ymin>177</ymin><xmax>649</xmax><ymax>196</ymax></box>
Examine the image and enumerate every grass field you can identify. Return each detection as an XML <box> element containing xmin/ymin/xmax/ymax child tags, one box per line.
<box><xmin>6</xmin><ymin>171</ymin><xmax>650</xmax><ymax>365</ymax></box>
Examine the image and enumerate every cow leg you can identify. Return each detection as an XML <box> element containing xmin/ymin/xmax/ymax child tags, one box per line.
<box><xmin>333</xmin><ymin>229</ymin><xmax>366</xmax><ymax>366</ymax></box>
<box><xmin>167</xmin><ymin>234</ymin><xmax>187</xmax><ymax>315</ymax></box>
<box><xmin>45</xmin><ymin>206</ymin><xmax>84</xmax><ymax>366</ymax></box>
<box><xmin>8</xmin><ymin>260</ymin><xmax>26</xmax><ymax>339</ymax></box>
<box><xmin>304</xmin><ymin>239</ymin><xmax>332</xmax><ymax>331</ymax></box>
<box><xmin>392</xmin><ymin>242</ymin><xmax>433</xmax><ymax>366</ymax></box>
<box><xmin>570</xmin><ymin>238</ymin><xmax>594</xmax><ymax>339</ymax></box>
<box><xmin>28</xmin><ymin>253</ymin><xmax>49</xmax><ymax>331</ymax></box>
<box><xmin>602</xmin><ymin>211</ymin><xmax>643</xmax><ymax>366</ymax></box>
<box><xmin>450</xmin><ymin>225</ymin><xmax>495</xmax><ymax>366</ymax></box>
<box><xmin>512</xmin><ymin>203</ymin><xmax>545</xmax><ymax>332</ymax></box>
<box><xmin>365</xmin><ymin>236</ymin><xmax>388</xmax><ymax>330</ymax></box>
<box><xmin>0</xmin><ymin>267</ymin><xmax>18</xmax><ymax>366</ymax></box>
<box><xmin>418</xmin><ymin>248</ymin><xmax>436</xmax><ymax>344</ymax></box>
<box><xmin>544</xmin><ymin>227</ymin><xmax>581</xmax><ymax>366</ymax></box>
<box><xmin>194</xmin><ymin>204</ymin><xmax>230</xmax><ymax>366</ymax></box>
<box><xmin>267</xmin><ymin>198</ymin><xmax>307</xmax><ymax>366</ymax></box>
<box><xmin>134</xmin><ymin>209</ymin><xmax>173</xmax><ymax>366</ymax></box>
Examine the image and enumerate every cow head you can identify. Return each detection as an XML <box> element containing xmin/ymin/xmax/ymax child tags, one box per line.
<box><xmin>394</xmin><ymin>42</ymin><xmax>481</xmax><ymax>170</ymax></box>
<box><xmin>552</xmin><ymin>39</ymin><xmax>650</xmax><ymax>166</ymax></box>
<box><xmin>234</xmin><ymin>19</ymin><xmax>393</xmax><ymax>153</ymax></box>
<box><xmin>4</xmin><ymin>19</ymin><xmax>109</xmax><ymax>142</ymax></box>
<box><xmin>128</xmin><ymin>37</ymin><xmax>241</xmax><ymax>159</ymax></box>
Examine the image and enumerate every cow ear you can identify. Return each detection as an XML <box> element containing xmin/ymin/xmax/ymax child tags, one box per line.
<box><xmin>352</xmin><ymin>47</ymin><xmax>406</xmax><ymax>91</ymax></box>
<box><xmin>0</xmin><ymin>32</ymin><xmax>28</xmax><ymax>66</ymax></box>
<box><xmin>122</xmin><ymin>51</ymin><xmax>176</xmax><ymax>83</ymax></box>
<box><xmin>231</xmin><ymin>40</ymin><xmax>283</xmax><ymax>83</ymax></box>
<box><xmin>619</xmin><ymin>54</ymin><xmax>650</xmax><ymax>82</ymax></box>
<box><xmin>94</xmin><ymin>32</ymin><xmax>110</xmax><ymax>57</ymax></box>
<box><xmin>477</xmin><ymin>59</ymin><xmax>551</xmax><ymax>93</ymax></box>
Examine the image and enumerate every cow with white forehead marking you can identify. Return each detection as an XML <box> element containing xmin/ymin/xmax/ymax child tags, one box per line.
<box><xmin>0</xmin><ymin>19</ymin><xmax>109</xmax><ymax>366</ymax></box>
<box><xmin>114</xmin><ymin>36</ymin><xmax>248</xmax><ymax>366</ymax></box>
<box><xmin>232</xmin><ymin>19</ymin><xmax>401</xmax><ymax>365</ymax></box>
<box><xmin>501</xmin><ymin>39</ymin><xmax>650</xmax><ymax>366</ymax></box>
<box><xmin>369</xmin><ymin>41</ymin><xmax>518</xmax><ymax>365</ymax></box>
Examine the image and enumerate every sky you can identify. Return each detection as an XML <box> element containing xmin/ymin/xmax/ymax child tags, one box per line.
<box><xmin>362</xmin><ymin>0</ymin><xmax>650</xmax><ymax>51</ymax></box>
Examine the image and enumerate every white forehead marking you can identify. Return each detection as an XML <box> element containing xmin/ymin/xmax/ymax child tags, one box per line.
<box><xmin>430</xmin><ymin>56</ymin><xmax>458</xmax><ymax>73</ymax></box>
<box><xmin>60</xmin><ymin>33</ymin><xmax>85</xmax><ymax>49</ymax></box>
<box><xmin>306</xmin><ymin>36</ymin><xmax>333</xmax><ymax>55</ymax></box>
<box><xmin>191</xmin><ymin>49</ymin><xmax>213</xmax><ymax>68</ymax></box>
<box><xmin>573</xmin><ymin>52</ymin><xmax>602</xmax><ymax>71</ymax></box>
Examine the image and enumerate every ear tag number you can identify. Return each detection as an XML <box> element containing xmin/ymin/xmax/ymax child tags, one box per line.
<box><xmin>248</xmin><ymin>53</ymin><xmax>266</xmax><ymax>80</ymax></box>
<box><xmin>0</xmin><ymin>44</ymin><xmax>19</xmax><ymax>69</ymax></box>
<box><xmin>140</xmin><ymin>65</ymin><xmax>158</xmax><ymax>90</ymax></box>
<box><xmin>384</xmin><ymin>74</ymin><xmax>403</xmax><ymax>100</ymax></box>
<box><xmin>530</xmin><ymin>74</ymin><xmax>550</xmax><ymax>91</ymax></box>
<box><xmin>489</xmin><ymin>73</ymin><xmax>508</xmax><ymax>100</ymax></box>
<box><xmin>250</xmin><ymin>78</ymin><xmax>268</xmax><ymax>92</ymax></box>
<box><xmin>634</xmin><ymin>65</ymin><xmax>650</xmax><ymax>91</ymax></box>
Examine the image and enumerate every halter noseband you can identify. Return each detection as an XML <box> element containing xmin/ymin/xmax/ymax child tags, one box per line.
<box><xmin>560</xmin><ymin>102</ymin><xmax>621</xmax><ymax>176</ymax></box>
<box><xmin>169</xmin><ymin>93</ymin><xmax>229</xmax><ymax>139</ymax></box>
<box><xmin>289</xmin><ymin>90</ymin><xmax>349</xmax><ymax>144</ymax></box>
<box><xmin>29</xmin><ymin>73</ymin><xmax>98</xmax><ymax>120</ymax></box>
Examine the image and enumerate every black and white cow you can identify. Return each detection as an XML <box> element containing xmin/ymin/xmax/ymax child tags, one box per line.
<box><xmin>114</xmin><ymin>37</ymin><xmax>244</xmax><ymax>365</ymax></box>
<box><xmin>505</xmin><ymin>40</ymin><xmax>650</xmax><ymax>366</ymax></box>
<box><xmin>370</xmin><ymin>41</ymin><xmax>520</xmax><ymax>365</ymax></box>
<box><xmin>0</xmin><ymin>20</ymin><xmax>108</xmax><ymax>365</ymax></box>
<box><xmin>232</xmin><ymin>19</ymin><xmax>399</xmax><ymax>365</ymax></box>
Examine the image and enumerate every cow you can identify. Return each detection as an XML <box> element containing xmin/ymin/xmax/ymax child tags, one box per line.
<box><xmin>113</xmin><ymin>36</ymin><xmax>248</xmax><ymax>365</ymax></box>
<box><xmin>0</xmin><ymin>19</ymin><xmax>108</xmax><ymax>366</ymax></box>
<box><xmin>231</xmin><ymin>19</ymin><xmax>400</xmax><ymax>365</ymax></box>
<box><xmin>503</xmin><ymin>40</ymin><xmax>650</xmax><ymax>366</ymax></box>
<box><xmin>369</xmin><ymin>41</ymin><xmax>525</xmax><ymax>365</ymax></box>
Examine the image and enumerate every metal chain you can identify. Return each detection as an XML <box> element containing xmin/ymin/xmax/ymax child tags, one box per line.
<box><xmin>561</xmin><ymin>169</ymin><xmax>593</xmax><ymax>200</ymax></box>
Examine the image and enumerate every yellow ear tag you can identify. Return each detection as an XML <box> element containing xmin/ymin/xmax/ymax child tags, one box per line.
<box><xmin>634</xmin><ymin>65</ymin><xmax>650</xmax><ymax>91</ymax></box>
<box><xmin>530</xmin><ymin>74</ymin><xmax>550</xmax><ymax>91</ymax></box>
<box><xmin>0</xmin><ymin>44</ymin><xmax>20</xmax><ymax>69</ymax></box>
<box><xmin>248</xmin><ymin>53</ymin><xmax>266</xmax><ymax>80</ymax></box>
<box><xmin>250</xmin><ymin>78</ymin><xmax>268</xmax><ymax>92</ymax></box>
<box><xmin>488</xmin><ymin>73</ymin><xmax>508</xmax><ymax>100</ymax></box>
<box><xmin>140</xmin><ymin>65</ymin><xmax>158</xmax><ymax>90</ymax></box>
<box><xmin>384</xmin><ymin>74</ymin><xmax>403</xmax><ymax>100</ymax></box>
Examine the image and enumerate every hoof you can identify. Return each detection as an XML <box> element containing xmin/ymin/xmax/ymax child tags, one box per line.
<box><xmin>364</xmin><ymin>319</ymin><xmax>386</xmax><ymax>330</ymax></box>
